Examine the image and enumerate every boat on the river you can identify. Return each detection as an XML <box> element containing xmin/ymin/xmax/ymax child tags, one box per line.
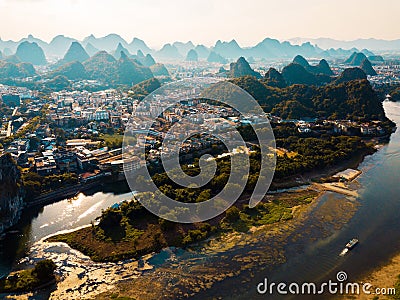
<box><xmin>345</xmin><ymin>238</ymin><xmax>359</xmax><ymax>250</ymax></box>
<box><xmin>339</xmin><ymin>238</ymin><xmax>359</xmax><ymax>256</ymax></box>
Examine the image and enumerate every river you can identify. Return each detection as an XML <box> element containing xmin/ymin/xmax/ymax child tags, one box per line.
<box><xmin>0</xmin><ymin>181</ymin><xmax>133</xmax><ymax>278</ymax></box>
<box><xmin>0</xmin><ymin>101</ymin><xmax>399</xmax><ymax>299</ymax></box>
<box><xmin>227</xmin><ymin>100</ymin><xmax>400</xmax><ymax>299</ymax></box>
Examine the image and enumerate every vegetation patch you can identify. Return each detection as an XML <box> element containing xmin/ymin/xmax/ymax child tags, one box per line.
<box><xmin>47</xmin><ymin>190</ymin><xmax>317</xmax><ymax>262</ymax></box>
<box><xmin>0</xmin><ymin>259</ymin><xmax>56</xmax><ymax>293</ymax></box>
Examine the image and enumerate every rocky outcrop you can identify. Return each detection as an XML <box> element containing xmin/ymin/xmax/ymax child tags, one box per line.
<box><xmin>150</xmin><ymin>63</ymin><xmax>170</xmax><ymax>76</ymax></box>
<box><xmin>0</xmin><ymin>153</ymin><xmax>25</xmax><ymax>234</ymax></box>
<box><xmin>63</xmin><ymin>41</ymin><xmax>90</xmax><ymax>63</ymax></box>
<box><xmin>229</xmin><ymin>57</ymin><xmax>261</xmax><ymax>78</ymax></box>
<box><xmin>0</xmin><ymin>61</ymin><xmax>36</xmax><ymax>79</ymax></box>
<box><xmin>264</xmin><ymin>67</ymin><xmax>287</xmax><ymax>88</ymax></box>
<box><xmin>207</xmin><ymin>51</ymin><xmax>227</xmax><ymax>64</ymax></box>
<box><xmin>281</xmin><ymin>63</ymin><xmax>331</xmax><ymax>86</ymax></box>
<box><xmin>293</xmin><ymin>55</ymin><xmax>334</xmax><ymax>76</ymax></box>
<box><xmin>333</xmin><ymin>67</ymin><xmax>367</xmax><ymax>84</ymax></box>
<box><xmin>345</xmin><ymin>52</ymin><xmax>368</xmax><ymax>66</ymax></box>
<box><xmin>15</xmin><ymin>41</ymin><xmax>47</xmax><ymax>65</ymax></box>
<box><xmin>360</xmin><ymin>58</ymin><xmax>377</xmax><ymax>76</ymax></box>
<box><xmin>51</xmin><ymin>61</ymin><xmax>88</xmax><ymax>80</ymax></box>
<box><xmin>185</xmin><ymin>49</ymin><xmax>198</xmax><ymax>61</ymax></box>
<box><xmin>141</xmin><ymin>54</ymin><xmax>156</xmax><ymax>67</ymax></box>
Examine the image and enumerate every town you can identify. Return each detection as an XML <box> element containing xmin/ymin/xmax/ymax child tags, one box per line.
<box><xmin>0</xmin><ymin>71</ymin><xmax>392</xmax><ymax>189</ymax></box>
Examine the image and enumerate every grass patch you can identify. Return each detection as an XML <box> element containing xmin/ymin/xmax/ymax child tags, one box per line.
<box><xmin>222</xmin><ymin>190</ymin><xmax>317</xmax><ymax>231</ymax></box>
<box><xmin>48</xmin><ymin>220</ymin><xmax>215</xmax><ymax>262</ymax></box>
<box><xmin>221</xmin><ymin>202</ymin><xmax>292</xmax><ymax>231</ymax></box>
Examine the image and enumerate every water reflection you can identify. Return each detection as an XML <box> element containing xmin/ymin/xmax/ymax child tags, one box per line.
<box><xmin>0</xmin><ymin>181</ymin><xmax>132</xmax><ymax>277</ymax></box>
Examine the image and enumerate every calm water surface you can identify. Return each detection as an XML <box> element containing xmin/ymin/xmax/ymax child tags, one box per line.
<box><xmin>0</xmin><ymin>182</ymin><xmax>132</xmax><ymax>277</ymax></box>
<box><xmin>233</xmin><ymin>100</ymin><xmax>400</xmax><ymax>299</ymax></box>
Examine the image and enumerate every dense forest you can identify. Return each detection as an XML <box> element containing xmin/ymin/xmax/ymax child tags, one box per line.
<box><xmin>143</xmin><ymin>133</ymin><xmax>373</xmax><ymax>200</ymax></box>
<box><xmin>230</xmin><ymin>76</ymin><xmax>386</xmax><ymax>121</ymax></box>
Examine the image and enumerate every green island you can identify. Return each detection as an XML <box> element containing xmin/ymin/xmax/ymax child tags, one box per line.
<box><xmin>47</xmin><ymin>189</ymin><xmax>318</xmax><ymax>262</ymax></box>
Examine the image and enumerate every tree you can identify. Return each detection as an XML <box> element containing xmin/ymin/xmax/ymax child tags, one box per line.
<box><xmin>32</xmin><ymin>259</ymin><xmax>56</xmax><ymax>281</ymax></box>
<box><xmin>196</xmin><ymin>189</ymin><xmax>211</xmax><ymax>203</ymax></box>
<box><xmin>99</xmin><ymin>209</ymin><xmax>122</xmax><ymax>229</ymax></box>
<box><xmin>225</xmin><ymin>206</ymin><xmax>240</xmax><ymax>222</ymax></box>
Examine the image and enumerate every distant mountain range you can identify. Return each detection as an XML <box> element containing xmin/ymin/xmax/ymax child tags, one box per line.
<box><xmin>289</xmin><ymin>37</ymin><xmax>400</xmax><ymax>52</ymax></box>
<box><xmin>0</xmin><ymin>34</ymin><xmax>385</xmax><ymax>87</ymax></box>
<box><xmin>0</xmin><ymin>43</ymin><xmax>382</xmax><ymax>103</ymax></box>
<box><xmin>0</xmin><ymin>34</ymin><xmax>153</xmax><ymax>59</ymax></box>
<box><xmin>2</xmin><ymin>34</ymin><xmax>400</xmax><ymax>64</ymax></box>
<box><xmin>0</xmin><ymin>38</ymin><xmax>172</xmax><ymax>85</ymax></box>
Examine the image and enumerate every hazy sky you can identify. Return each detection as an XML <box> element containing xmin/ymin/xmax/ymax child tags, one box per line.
<box><xmin>0</xmin><ymin>0</ymin><xmax>399</xmax><ymax>48</ymax></box>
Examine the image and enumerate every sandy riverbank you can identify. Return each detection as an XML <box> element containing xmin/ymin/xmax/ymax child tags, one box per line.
<box><xmin>339</xmin><ymin>253</ymin><xmax>400</xmax><ymax>300</ymax></box>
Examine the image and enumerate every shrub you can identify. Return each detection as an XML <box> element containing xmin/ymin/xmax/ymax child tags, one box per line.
<box><xmin>224</xmin><ymin>206</ymin><xmax>240</xmax><ymax>222</ymax></box>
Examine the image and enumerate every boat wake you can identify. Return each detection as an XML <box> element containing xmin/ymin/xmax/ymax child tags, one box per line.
<box><xmin>339</xmin><ymin>248</ymin><xmax>349</xmax><ymax>256</ymax></box>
